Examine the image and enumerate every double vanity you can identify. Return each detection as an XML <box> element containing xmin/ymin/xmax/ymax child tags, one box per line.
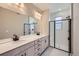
<box><xmin>0</xmin><ymin>34</ymin><xmax>49</xmax><ymax>56</ymax></box>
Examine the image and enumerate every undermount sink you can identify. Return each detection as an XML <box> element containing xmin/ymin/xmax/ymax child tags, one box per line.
<box><xmin>0</xmin><ymin>38</ymin><xmax>26</xmax><ymax>44</ymax></box>
<box><xmin>0</xmin><ymin>38</ymin><xmax>12</xmax><ymax>44</ymax></box>
<box><xmin>0</xmin><ymin>34</ymin><xmax>39</xmax><ymax>44</ymax></box>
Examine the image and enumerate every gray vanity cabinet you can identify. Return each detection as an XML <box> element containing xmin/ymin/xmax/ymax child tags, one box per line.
<box><xmin>26</xmin><ymin>46</ymin><xmax>35</xmax><ymax>56</ymax></box>
<box><xmin>34</xmin><ymin>36</ymin><xmax>48</xmax><ymax>56</ymax></box>
<box><xmin>0</xmin><ymin>35</ymin><xmax>49</xmax><ymax>56</ymax></box>
<box><xmin>16</xmin><ymin>41</ymin><xmax>35</xmax><ymax>56</ymax></box>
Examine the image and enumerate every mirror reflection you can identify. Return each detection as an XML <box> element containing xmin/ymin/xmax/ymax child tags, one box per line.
<box><xmin>0</xmin><ymin>7</ymin><xmax>37</xmax><ymax>39</ymax></box>
<box><xmin>24</xmin><ymin>16</ymin><xmax>37</xmax><ymax>35</ymax></box>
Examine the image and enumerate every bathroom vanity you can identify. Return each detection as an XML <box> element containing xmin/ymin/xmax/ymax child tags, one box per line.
<box><xmin>0</xmin><ymin>34</ymin><xmax>49</xmax><ymax>56</ymax></box>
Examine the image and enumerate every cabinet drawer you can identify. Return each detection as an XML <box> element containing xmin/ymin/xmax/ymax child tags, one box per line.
<box><xmin>26</xmin><ymin>46</ymin><xmax>35</xmax><ymax>56</ymax></box>
<box><xmin>25</xmin><ymin>41</ymin><xmax>34</xmax><ymax>49</ymax></box>
<box><xmin>16</xmin><ymin>50</ymin><xmax>27</xmax><ymax>56</ymax></box>
<box><xmin>34</xmin><ymin>48</ymin><xmax>42</xmax><ymax>56</ymax></box>
<box><xmin>34</xmin><ymin>39</ymin><xmax>42</xmax><ymax>45</ymax></box>
<box><xmin>34</xmin><ymin>43</ymin><xmax>41</xmax><ymax>49</ymax></box>
<box><xmin>34</xmin><ymin>53</ymin><xmax>41</xmax><ymax>56</ymax></box>
<box><xmin>34</xmin><ymin>44</ymin><xmax>42</xmax><ymax>55</ymax></box>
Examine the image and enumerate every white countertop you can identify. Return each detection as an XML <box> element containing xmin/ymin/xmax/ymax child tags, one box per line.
<box><xmin>0</xmin><ymin>34</ymin><xmax>48</xmax><ymax>54</ymax></box>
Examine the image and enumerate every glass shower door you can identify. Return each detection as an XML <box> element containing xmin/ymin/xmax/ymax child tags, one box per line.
<box><xmin>49</xmin><ymin>19</ymin><xmax>71</xmax><ymax>52</ymax></box>
<box><xmin>55</xmin><ymin>20</ymin><xmax>69</xmax><ymax>51</ymax></box>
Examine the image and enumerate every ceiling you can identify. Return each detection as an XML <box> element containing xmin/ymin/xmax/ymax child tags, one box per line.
<box><xmin>49</xmin><ymin>3</ymin><xmax>71</xmax><ymax>13</ymax></box>
<box><xmin>33</xmin><ymin>3</ymin><xmax>49</xmax><ymax>11</ymax></box>
<box><xmin>33</xmin><ymin>3</ymin><xmax>71</xmax><ymax>13</ymax></box>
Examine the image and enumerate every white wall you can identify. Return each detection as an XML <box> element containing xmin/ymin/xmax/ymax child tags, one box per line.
<box><xmin>41</xmin><ymin>10</ymin><xmax>49</xmax><ymax>34</ymax></box>
<box><xmin>73</xmin><ymin>3</ymin><xmax>79</xmax><ymax>56</ymax></box>
<box><xmin>50</xmin><ymin>8</ymin><xmax>71</xmax><ymax>21</ymax></box>
<box><xmin>50</xmin><ymin>3</ymin><xmax>71</xmax><ymax>21</ymax></box>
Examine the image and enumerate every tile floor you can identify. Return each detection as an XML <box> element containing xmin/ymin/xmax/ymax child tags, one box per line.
<box><xmin>41</xmin><ymin>47</ymin><xmax>69</xmax><ymax>56</ymax></box>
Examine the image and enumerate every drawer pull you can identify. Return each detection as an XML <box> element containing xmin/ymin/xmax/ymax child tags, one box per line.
<box><xmin>38</xmin><ymin>44</ymin><xmax>40</xmax><ymax>46</ymax></box>
<box><xmin>24</xmin><ymin>53</ymin><xmax>26</xmax><ymax>56</ymax></box>
<box><xmin>45</xmin><ymin>40</ymin><xmax>46</xmax><ymax>43</ymax></box>
<box><xmin>37</xmin><ymin>48</ymin><xmax>40</xmax><ymax>51</ymax></box>
<box><xmin>37</xmin><ymin>40</ymin><xmax>40</xmax><ymax>42</ymax></box>
<box><xmin>21</xmin><ymin>54</ymin><xmax>24</xmax><ymax>56</ymax></box>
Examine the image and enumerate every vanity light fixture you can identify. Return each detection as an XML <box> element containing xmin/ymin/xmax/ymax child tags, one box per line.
<box><xmin>34</xmin><ymin>10</ymin><xmax>42</xmax><ymax>20</ymax></box>
<box><xmin>7</xmin><ymin>3</ymin><xmax>25</xmax><ymax>11</ymax></box>
<box><xmin>15</xmin><ymin>3</ymin><xmax>25</xmax><ymax>12</ymax></box>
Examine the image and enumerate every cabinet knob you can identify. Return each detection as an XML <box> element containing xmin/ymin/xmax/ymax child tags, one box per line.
<box><xmin>38</xmin><ymin>44</ymin><xmax>40</xmax><ymax>46</ymax></box>
<box><xmin>24</xmin><ymin>53</ymin><xmax>26</xmax><ymax>56</ymax></box>
<box><xmin>38</xmin><ymin>48</ymin><xmax>40</xmax><ymax>51</ymax></box>
<box><xmin>45</xmin><ymin>40</ymin><xmax>46</xmax><ymax>43</ymax></box>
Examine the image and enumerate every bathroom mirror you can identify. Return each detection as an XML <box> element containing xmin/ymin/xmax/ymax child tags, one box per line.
<box><xmin>0</xmin><ymin>7</ymin><xmax>37</xmax><ymax>39</ymax></box>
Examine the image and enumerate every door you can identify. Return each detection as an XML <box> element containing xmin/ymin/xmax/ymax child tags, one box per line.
<box><xmin>55</xmin><ymin>20</ymin><xmax>69</xmax><ymax>51</ymax></box>
<box><xmin>49</xmin><ymin>19</ymin><xmax>71</xmax><ymax>52</ymax></box>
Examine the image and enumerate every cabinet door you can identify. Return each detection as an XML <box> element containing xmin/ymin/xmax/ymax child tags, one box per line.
<box><xmin>41</xmin><ymin>36</ymin><xmax>48</xmax><ymax>52</ymax></box>
<box><xmin>42</xmin><ymin>39</ymin><xmax>46</xmax><ymax>52</ymax></box>
<box><xmin>16</xmin><ymin>50</ymin><xmax>27</xmax><ymax>56</ymax></box>
<box><xmin>26</xmin><ymin>46</ymin><xmax>35</xmax><ymax>56</ymax></box>
<box><xmin>1</xmin><ymin>47</ymin><xmax>21</xmax><ymax>56</ymax></box>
